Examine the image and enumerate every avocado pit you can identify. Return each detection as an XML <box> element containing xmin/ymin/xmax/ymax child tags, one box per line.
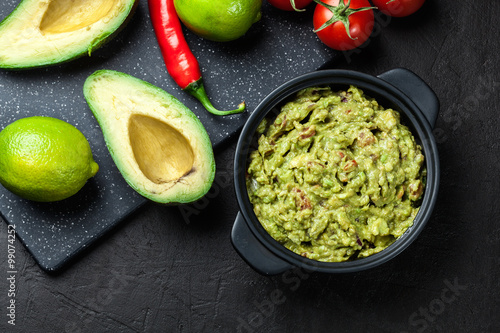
<box><xmin>128</xmin><ymin>115</ymin><xmax>194</xmax><ymax>184</ymax></box>
<box><xmin>40</xmin><ymin>0</ymin><xmax>119</xmax><ymax>34</ymax></box>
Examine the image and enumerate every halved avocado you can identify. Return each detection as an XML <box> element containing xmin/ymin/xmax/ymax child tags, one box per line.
<box><xmin>83</xmin><ymin>70</ymin><xmax>216</xmax><ymax>204</ymax></box>
<box><xmin>0</xmin><ymin>0</ymin><xmax>138</xmax><ymax>69</ymax></box>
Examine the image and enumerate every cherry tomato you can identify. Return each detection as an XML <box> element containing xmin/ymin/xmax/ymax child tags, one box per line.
<box><xmin>313</xmin><ymin>0</ymin><xmax>375</xmax><ymax>51</ymax></box>
<box><xmin>371</xmin><ymin>0</ymin><xmax>425</xmax><ymax>17</ymax></box>
<box><xmin>268</xmin><ymin>0</ymin><xmax>313</xmax><ymax>11</ymax></box>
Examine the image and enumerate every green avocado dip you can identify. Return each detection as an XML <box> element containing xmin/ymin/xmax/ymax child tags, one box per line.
<box><xmin>246</xmin><ymin>86</ymin><xmax>426</xmax><ymax>262</ymax></box>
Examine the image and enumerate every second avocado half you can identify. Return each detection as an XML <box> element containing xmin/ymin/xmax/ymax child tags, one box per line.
<box><xmin>84</xmin><ymin>70</ymin><xmax>216</xmax><ymax>204</ymax></box>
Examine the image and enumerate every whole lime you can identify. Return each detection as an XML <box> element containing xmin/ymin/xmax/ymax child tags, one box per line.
<box><xmin>0</xmin><ymin>116</ymin><xmax>99</xmax><ymax>202</ymax></box>
<box><xmin>174</xmin><ymin>0</ymin><xmax>262</xmax><ymax>42</ymax></box>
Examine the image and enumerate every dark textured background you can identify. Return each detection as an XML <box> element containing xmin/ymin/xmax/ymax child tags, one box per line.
<box><xmin>1</xmin><ymin>0</ymin><xmax>499</xmax><ymax>332</ymax></box>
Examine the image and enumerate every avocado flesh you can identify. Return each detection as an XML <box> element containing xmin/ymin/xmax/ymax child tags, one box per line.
<box><xmin>83</xmin><ymin>70</ymin><xmax>216</xmax><ymax>204</ymax></box>
<box><xmin>0</xmin><ymin>0</ymin><xmax>138</xmax><ymax>69</ymax></box>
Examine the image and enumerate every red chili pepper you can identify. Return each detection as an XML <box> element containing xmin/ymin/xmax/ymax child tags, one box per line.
<box><xmin>148</xmin><ymin>0</ymin><xmax>245</xmax><ymax>116</ymax></box>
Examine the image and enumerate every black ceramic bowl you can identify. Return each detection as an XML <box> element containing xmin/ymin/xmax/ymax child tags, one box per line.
<box><xmin>231</xmin><ymin>68</ymin><xmax>440</xmax><ymax>276</ymax></box>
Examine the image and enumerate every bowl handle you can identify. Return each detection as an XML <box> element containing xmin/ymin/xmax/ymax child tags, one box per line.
<box><xmin>378</xmin><ymin>68</ymin><xmax>440</xmax><ymax>128</ymax></box>
<box><xmin>231</xmin><ymin>212</ymin><xmax>293</xmax><ymax>276</ymax></box>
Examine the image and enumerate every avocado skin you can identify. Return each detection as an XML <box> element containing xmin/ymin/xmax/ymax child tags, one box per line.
<box><xmin>0</xmin><ymin>0</ymin><xmax>139</xmax><ymax>69</ymax></box>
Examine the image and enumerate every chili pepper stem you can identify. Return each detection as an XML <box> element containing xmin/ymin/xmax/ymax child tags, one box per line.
<box><xmin>185</xmin><ymin>79</ymin><xmax>246</xmax><ymax>116</ymax></box>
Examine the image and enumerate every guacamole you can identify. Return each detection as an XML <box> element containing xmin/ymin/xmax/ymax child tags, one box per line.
<box><xmin>246</xmin><ymin>86</ymin><xmax>426</xmax><ymax>262</ymax></box>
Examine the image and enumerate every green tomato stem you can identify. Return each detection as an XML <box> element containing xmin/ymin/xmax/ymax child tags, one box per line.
<box><xmin>290</xmin><ymin>0</ymin><xmax>304</xmax><ymax>11</ymax></box>
<box><xmin>313</xmin><ymin>0</ymin><xmax>375</xmax><ymax>40</ymax></box>
<box><xmin>338</xmin><ymin>0</ymin><xmax>352</xmax><ymax>16</ymax></box>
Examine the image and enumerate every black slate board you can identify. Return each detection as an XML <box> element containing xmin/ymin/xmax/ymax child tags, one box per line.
<box><xmin>0</xmin><ymin>0</ymin><xmax>340</xmax><ymax>272</ymax></box>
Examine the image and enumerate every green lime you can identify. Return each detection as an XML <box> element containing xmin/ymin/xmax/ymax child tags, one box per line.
<box><xmin>174</xmin><ymin>0</ymin><xmax>262</xmax><ymax>42</ymax></box>
<box><xmin>0</xmin><ymin>116</ymin><xmax>99</xmax><ymax>202</ymax></box>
